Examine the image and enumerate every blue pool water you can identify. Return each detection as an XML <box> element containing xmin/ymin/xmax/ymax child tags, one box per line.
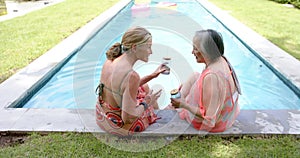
<box><xmin>20</xmin><ymin>0</ymin><xmax>299</xmax><ymax>110</ymax></box>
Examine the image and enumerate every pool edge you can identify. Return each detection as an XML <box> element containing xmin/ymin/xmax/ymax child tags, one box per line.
<box><xmin>1</xmin><ymin>109</ymin><xmax>299</xmax><ymax>135</ymax></box>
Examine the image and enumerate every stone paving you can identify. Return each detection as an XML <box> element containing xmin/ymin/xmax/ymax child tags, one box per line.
<box><xmin>0</xmin><ymin>0</ymin><xmax>64</xmax><ymax>22</ymax></box>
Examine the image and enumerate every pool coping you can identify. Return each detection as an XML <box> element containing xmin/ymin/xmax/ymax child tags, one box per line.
<box><xmin>0</xmin><ymin>0</ymin><xmax>299</xmax><ymax>136</ymax></box>
<box><xmin>0</xmin><ymin>0</ymin><xmax>65</xmax><ymax>22</ymax></box>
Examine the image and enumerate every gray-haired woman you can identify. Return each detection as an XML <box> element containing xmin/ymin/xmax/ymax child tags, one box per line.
<box><xmin>171</xmin><ymin>29</ymin><xmax>241</xmax><ymax>132</ymax></box>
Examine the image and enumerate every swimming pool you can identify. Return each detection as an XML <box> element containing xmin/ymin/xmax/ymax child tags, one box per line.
<box><xmin>12</xmin><ymin>0</ymin><xmax>300</xmax><ymax>110</ymax></box>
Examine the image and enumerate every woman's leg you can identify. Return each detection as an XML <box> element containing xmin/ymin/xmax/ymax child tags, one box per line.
<box><xmin>180</xmin><ymin>72</ymin><xmax>200</xmax><ymax>98</ymax></box>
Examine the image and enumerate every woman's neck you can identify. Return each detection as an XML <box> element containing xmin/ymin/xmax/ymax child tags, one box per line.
<box><xmin>123</xmin><ymin>51</ymin><xmax>137</xmax><ymax>66</ymax></box>
<box><xmin>205</xmin><ymin>56</ymin><xmax>222</xmax><ymax>68</ymax></box>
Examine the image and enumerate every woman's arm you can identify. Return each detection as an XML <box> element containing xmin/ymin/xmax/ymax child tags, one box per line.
<box><xmin>201</xmin><ymin>73</ymin><xmax>225</xmax><ymax>119</ymax></box>
<box><xmin>139</xmin><ymin>64</ymin><xmax>166</xmax><ymax>86</ymax></box>
<box><xmin>121</xmin><ymin>71</ymin><xmax>144</xmax><ymax>124</ymax></box>
<box><xmin>139</xmin><ymin>73</ymin><xmax>158</xmax><ymax>87</ymax></box>
<box><xmin>171</xmin><ymin>73</ymin><xmax>225</xmax><ymax>120</ymax></box>
<box><xmin>171</xmin><ymin>97</ymin><xmax>203</xmax><ymax>119</ymax></box>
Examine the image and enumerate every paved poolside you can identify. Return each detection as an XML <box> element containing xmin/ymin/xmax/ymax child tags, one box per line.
<box><xmin>0</xmin><ymin>0</ymin><xmax>64</xmax><ymax>22</ymax></box>
<box><xmin>0</xmin><ymin>0</ymin><xmax>299</xmax><ymax>136</ymax></box>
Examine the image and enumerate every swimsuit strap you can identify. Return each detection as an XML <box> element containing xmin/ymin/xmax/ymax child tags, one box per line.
<box><xmin>112</xmin><ymin>69</ymin><xmax>134</xmax><ymax>108</ymax></box>
<box><xmin>217</xmin><ymin>69</ymin><xmax>239</xmax><ymax>108</ymax></box>
<box><xmin>95</xmin><ymin>82</ymin><xmax>105</xmax><ymax>97</ymax></box>
<box><xmin>223</xmin><ymin>73</ymin><xmax>235</xmax><ymax>110</ymax></box>
<box><xmin>118</xmin><ymin>69</ymin><xmax>134</xmax><ymax>93</ymax></box>
<box><xmin>96</xmin><ymin>69</ymin><xmax>134</xmax><ymax>108</ymax></box>
<box><xmin>95</xmin><ymin>82</ymin><xmax>123</xmax><ymax>98</ymax></box>
<box><xmin>97</xmin><ymin>69</ymin><xmax>134</xmax><ymax>96</ymax></box>
<box><xmin>198</xmin><ymin>69</ymin><xmax>211</xmax><ymax>117</ymax></box>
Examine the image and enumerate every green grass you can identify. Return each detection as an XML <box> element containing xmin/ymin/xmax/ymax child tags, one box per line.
<box><xmin>0</xmin><ymin>133</ymin><xmax>299</xmax><ymax>157</ymax></box>
<box><xmin>208</xmin><ymin>0</ymin><xmax>300</xmax><ymax>60</ymax></box>
<box><xmin>0</xmin><ymin>0</ymin><xmax>119</xmax><ymax>83</ymax></box>
<box><xmin>1</xmin><ymin>0</ymin><xmax>299</xmax><ymax>83</ymax></box>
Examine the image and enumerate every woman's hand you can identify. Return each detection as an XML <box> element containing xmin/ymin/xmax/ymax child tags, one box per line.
<box><xmin>170</xmin><ymin>97</ymin><xmax>186</xmax><ymax>109</ymax></box>
<box><xmin>145</xmin><ymin>89</ymin><xmax>162</xmax><ymax>106</ymax></box>
<box><xmin>139</xmin><ymin>64</ymin><xmax>168</xmax><ymax>86</ymax></box>
<box><xmin>152</xmin><ymin>64</ymin><xmax>168</xmax><ymax>78</ymax></box>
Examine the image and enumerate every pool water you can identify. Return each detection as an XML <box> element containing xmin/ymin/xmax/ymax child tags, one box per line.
<box><xmin>21</xmin><ymin>0</ymin><xmax>300</xmax><ymax>110</ymax></box>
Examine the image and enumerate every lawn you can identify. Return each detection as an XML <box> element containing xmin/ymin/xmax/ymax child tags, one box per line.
<box><xmin>0</xmin><ymin>133</ymin><xmax>299</xmax><ymax>157</ymax></box>
<box><xmin>208</xmin><ymin>0</ymin><xmax>300</xmax><ymax>60</ymax></box>
<box><xmin>0</xmin><ymin>0</ymin><xmax>299</xmax><ymax>157</ymax></box>
<box><xmin>0</xmin><ymin>0</ymin><xmax>119</xmax><ymax>83</ymax></box>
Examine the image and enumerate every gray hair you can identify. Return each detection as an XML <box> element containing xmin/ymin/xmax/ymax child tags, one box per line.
<box><xmin>194</xmin><ymin>29</ymin><xmax>224</xmax><ymax>62</ymax></box>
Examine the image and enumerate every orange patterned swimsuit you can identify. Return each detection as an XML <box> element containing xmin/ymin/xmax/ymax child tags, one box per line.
<box><xmin>96</xmin><ymin>86</ymin><xmax>158</xmax><ymax>136</ymax></box>
<box><xmin>179</xmin><ymin>68</ymin><xmax>240</xmax><ymax>132</ymax></box>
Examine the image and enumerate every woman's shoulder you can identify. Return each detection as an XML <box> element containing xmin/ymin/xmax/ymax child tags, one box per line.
<box><xmin>112</xmin><ymin>66</ymin><xmax>140</xmax><ymax>82</ymax></box>
<box><xmin>103</xmin><ymin>60</ymin><xmax>112</xmax><ymax>70</ymax></box>
<box><xmin>200</xmin><ymin>68</ymin><xmax>225</xmax><ymax>85</ymax></box>
<box><xmin>123</xmin><ymin>69</ymin><xmax>140</xmax><ymax>81</ymax></box>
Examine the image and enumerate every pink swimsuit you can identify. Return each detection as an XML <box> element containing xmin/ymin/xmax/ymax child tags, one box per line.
<box><xmin>179</xmin><ymin>68</ymin><xmax>240</xmax><ymax>132</ymax></box>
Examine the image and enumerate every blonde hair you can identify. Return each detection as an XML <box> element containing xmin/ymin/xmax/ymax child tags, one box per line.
<box><xmin>106</xmin><ymin>26</ymin><xmax>151</xmax><ymax>60</ymax></box>
<box><xmin>105</xmin><ymin>42</ymin><xmax>122</xmax><ymax>61</ymax></box>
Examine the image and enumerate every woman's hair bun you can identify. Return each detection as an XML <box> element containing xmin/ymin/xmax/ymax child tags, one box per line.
<box><xmin>106</xmin><ymin>42</ymin><xmax>122</xmax><ymax>60</ymax></box>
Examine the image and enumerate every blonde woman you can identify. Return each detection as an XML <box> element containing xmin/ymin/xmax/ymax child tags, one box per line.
<box><xmin>96</xmin><ymin>26</ymin><xmax>166</xmax><ymax>136</ymax></box>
